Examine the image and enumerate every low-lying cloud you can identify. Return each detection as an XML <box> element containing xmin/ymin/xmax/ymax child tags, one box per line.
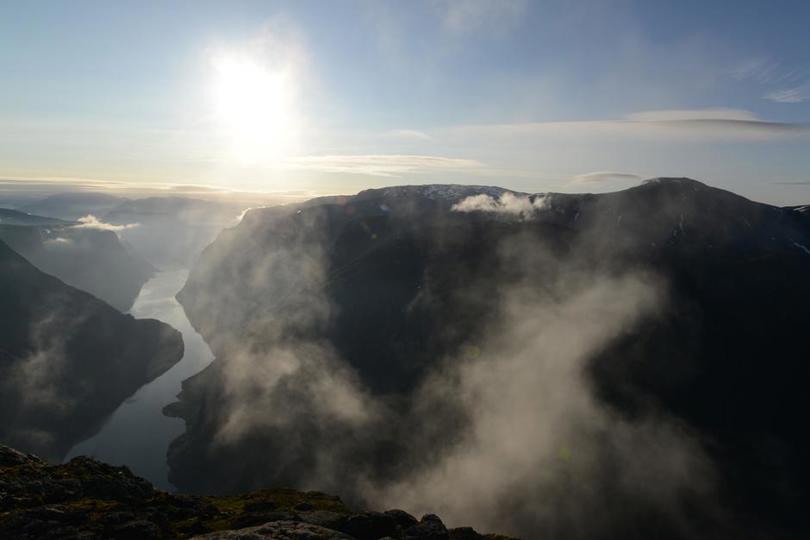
<box><xmin>366</xmin><ymin>271</ymin><xmax>718</xmax><ymax>537</ymax></box>
<box><xmin>43</xmin><ymin>236</ymin><xmax>74</xmax><ymax>247</ymax></box>
<box><xmin>1</xmin><ymin>296</ymin><xmax>83</xmax><ymax>457</ymax></box>
<box><xmin>73</xmin><ymin>214</ymin><xmax>138</xmax><ymax>231</ymax></box>
<box><xmin>452</xmin><ymin>191</ymin><xmax>547</xmax><ymax>218</ymax></box>
<box><xmin>285</xmin><ymin>154</ymin><xmax>483</xmax><ymax>177</ymax></box>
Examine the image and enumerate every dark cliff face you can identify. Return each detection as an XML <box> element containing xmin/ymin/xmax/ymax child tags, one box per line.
<box><xmin>170</xmin><ymin>179</ymin><xmax>810</xmax><ymax>539</ymax></box>
<box><xmin>0</xmin><ymin>240</ymin><xmax>183</xmax><ymax>461</ymax></box>
<box><xmin>0</xmin><ymin>222</ymin><xmax>154</xmax><ymax>311</ymax></box>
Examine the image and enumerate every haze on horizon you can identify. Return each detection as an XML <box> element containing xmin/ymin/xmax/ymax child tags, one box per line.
<box><xmin>2</xmin><ymin>0</ymin><xmax>810</xmax><ymax>205</ymax></box>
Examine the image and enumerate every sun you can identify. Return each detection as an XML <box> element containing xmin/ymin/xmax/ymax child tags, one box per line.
<box><xmin>211</xmin><ymin>53</ymin><xmax>300</xmax><ymax>164</ymax></box>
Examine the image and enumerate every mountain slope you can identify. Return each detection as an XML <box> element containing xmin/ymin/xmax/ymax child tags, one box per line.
<box><xmin>170</xmin><ymin>179</ymin><xmax>810</xmax><ymax>539</ymax></box>
<box><xmin>0</xmin><ymin>223</ymin><xmax>154</xmax><ymax>311</ymax></box>
<box><xmin>0</xmin><ymin>239</ymin><xmax>183</xmax><ymax>460</ymax></box>
<box><xmin>0</xmin><ymin>208</ymin><xmax>71</xmax><ymax>226</ymax></box>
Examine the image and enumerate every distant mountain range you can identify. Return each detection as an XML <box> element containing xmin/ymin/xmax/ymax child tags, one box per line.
<box><xmin>0</xmin><ymin>239</ymin><xmax>183</xmax><ymax>461</ymax></box>
<box><xmin>8</xmin><ymin>192</ymin><xmax>249</xmax><ymax>270</ymax></box>
<box><xmin>0</xmin><ymin>212</ymin><xmax>154</xmax><ymax>311</ymax></box>
<box><xmin>19</xmin><ymin>192</ymin><xmax>128</xmax><ymax>222</ymax></box>
<box><xmin>103</xmin><ymin>196</ymin><xmax>247</xmax><ymax>269</ymax></box>
<box><xmin>0</xmin><ymin>208</ymin><xmax>71</xmax><ymax>226</ymax></box>
<box><xmin>169</xmin><ymin>178</ymin><xmax>810</xmax><ymax>539</ymax></box>
<box><xmin>0</xmin><ymin>193</ymin><xmax>251</xmax><ymax>309</ymax></box>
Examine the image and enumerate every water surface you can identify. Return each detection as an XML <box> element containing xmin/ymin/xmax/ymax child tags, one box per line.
<box><xmin>66</xmin><ymin>270</ymin><xmax>213</xmax><ymax>490</ymax></box>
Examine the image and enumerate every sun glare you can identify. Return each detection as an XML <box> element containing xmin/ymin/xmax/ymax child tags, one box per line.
<box><xmin>211</xmin><ymin>54</ymin><xmax>300</xmax><ymax>164</ymax></box>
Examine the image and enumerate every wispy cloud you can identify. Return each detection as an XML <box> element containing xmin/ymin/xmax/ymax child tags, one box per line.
<box><xmin>572</xmin><ymin>172</ymin><xmax>641</xmax><ymax>184</ymax></box>
<box><xmin>433</xmin><ymin>0</ymin><xmax>527</xmax><ymax>34</ymax></box>
<box><xmin>0</xmin><ymin>176</ymin><xmax>311</xmax><ymax>204</ymax></box>
<box><xmin>730</xmin><ymin>57</ymin><xmax>810</xmax><ymax>104</ymax></box>
<box><xmin>765</xmin><ymin>83</ymin><xmax>810</xmax><ymax>103</ymax></box>
<box><xmin>383</xmin><ymin>129</ymin><xmax>434</xmax><ymax>141</ymax></box>
<box><xmin>440</xmin><ymin>109</ymin><xmax>810</xmax><ymax>142</ymax></box>
<box><xmin>284</xmin><ymin>154</ymin><xmax>483</xmax><ymax>177</ymax></box>
<box><xmin>625</xmin><ymin>108</ymin><xmax>759</xmax><ymax>122</ymax></box>
<box><xmin>731</xmin><ymin>57</ymin><xmax>809</xmax><ymax>84</ymax></box>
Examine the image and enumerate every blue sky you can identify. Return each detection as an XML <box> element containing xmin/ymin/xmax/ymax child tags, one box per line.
<box><xmin>1</xmin><ymin>0</ymin><xmax>809</xmax><ymax>203</ymax></box>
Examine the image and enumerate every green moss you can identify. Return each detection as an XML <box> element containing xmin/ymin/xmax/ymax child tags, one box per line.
<box><xmin>205</xmin><ymin>488</ymin><xmax>350</xmax><ymax>515</ymax></box>
<box><xmin>2</xmin><ymin>445</ymin><xmax>521</xmax><ymax>539</ymax></box>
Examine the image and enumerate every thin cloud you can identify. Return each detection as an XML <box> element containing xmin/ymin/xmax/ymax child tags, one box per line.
<box><xmin>434</xmin><ymin>0</ymin><xmax>527</xmax><ymax>34</ymax></box>
<box><xmin>167</xmin><ymin>184</ymin><xmax>230</xmax><ymax>193</ymax></box>
<box><xmin>284</xmin><ymin>154</ymin><xmax>484</xmax><ymax>177</ymax></box>
<box><xmin>383</xmin><ymin>129</ymin><xmax>434</xmax><ymax>141</ymax></box>
<box><xmin>730</xmin><ymin>58</ymin><xmax>779</xmax><ymax>83</ymax></box>
<box><xmin>440</xmin><ymin>110</ymin><xmax>810</xmax><ymax>142</ymax></box>
<box><xmin>625</xmin><ymin>108</ymin><xmax>760</xmax><ymax>122</ymax></box>
<box><xmin>730</xmin><ymin>57</ymin><xmax>810</xmax><ymax>103</ymax></box>
<box><xmin>729</xmin><ymin>58</ymin><xmax>809</xmax><ymax>85</ymax></box>
<box><xmin>572</xmin><ymin>172</ymin><xmax>642</xmax><ymax>184</ymax></box>
<box><xmin>765</xmin><ymin>83</ymin><xmax>810</xmax><ymax>103</ymax></box>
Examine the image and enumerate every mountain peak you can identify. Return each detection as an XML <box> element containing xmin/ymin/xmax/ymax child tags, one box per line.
<box><xmin>639</xmin><ymin>177</ymin><xmax>712</xmax><ymax>190</ymax></box>
<box><xmin>643</xmin><ymin>176</ymin><xmax>703</xmax><ymax>185</ymax></box>
<box><xmin>629</xmin><ymin>176</ymin><xmax>761</xmax><ymax>206</ymax></box>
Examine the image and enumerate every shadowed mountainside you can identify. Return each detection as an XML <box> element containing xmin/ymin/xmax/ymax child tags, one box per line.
<box><xmin>0</xmin><ymin>208</ymin><xmax>71</xmax><ymax>226</ymax></box>
<box><xmin>168</xmin><ymin>179</ymin><xmax>810</xmax><ymax>539</ymax></box>
<box><xmin>0</xmin><ymin>240</ymin><xmax>183</xmax><ymax>461</ymax></box>
<box><xmin>0</xmin><ymin>221</ymin><xmax>154</xmax><ymax>311</ymax></box>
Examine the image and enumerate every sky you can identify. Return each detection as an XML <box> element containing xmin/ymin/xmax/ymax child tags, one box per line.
<box><xmin>1</xmin><ymin>0</ymin><xmax>809</xmax><ymax>204</ymax></box>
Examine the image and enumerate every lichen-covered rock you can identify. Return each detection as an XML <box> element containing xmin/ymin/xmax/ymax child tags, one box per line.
<box><xmin>383</xmin><ymin>510</ymin><xmax>418</xmax><ymax>530</ymax></box>
<box><xmin>342</xmin><ymin>511</ymin><xmax>398</xmax><ymax>539</ymax></box>
<box><xmin>404</xmin><ymin>514</ymin><xmax>449</xmax><ymax>540</ymax></box>
<box><xmin>191</xmin><ymin>520</ymin><xmax>354</xmax><ymax>539</ymax></box>
<box><xmin>0</xmin><ymin>445</ymin><xmax>518</xmax><ymax>540</ymax></box>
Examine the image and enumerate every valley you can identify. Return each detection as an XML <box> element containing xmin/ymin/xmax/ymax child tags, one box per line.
<box><xmin>66</xmin><ymin>270</ymin><xmax>215</xmax><ymax>491</ymax></box>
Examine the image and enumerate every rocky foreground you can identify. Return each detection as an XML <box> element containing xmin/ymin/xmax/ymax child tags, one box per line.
<box><xmin>0</xmin><ymin>446</ymin><xmax>517</xmax><ymax>540</ymax></box>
